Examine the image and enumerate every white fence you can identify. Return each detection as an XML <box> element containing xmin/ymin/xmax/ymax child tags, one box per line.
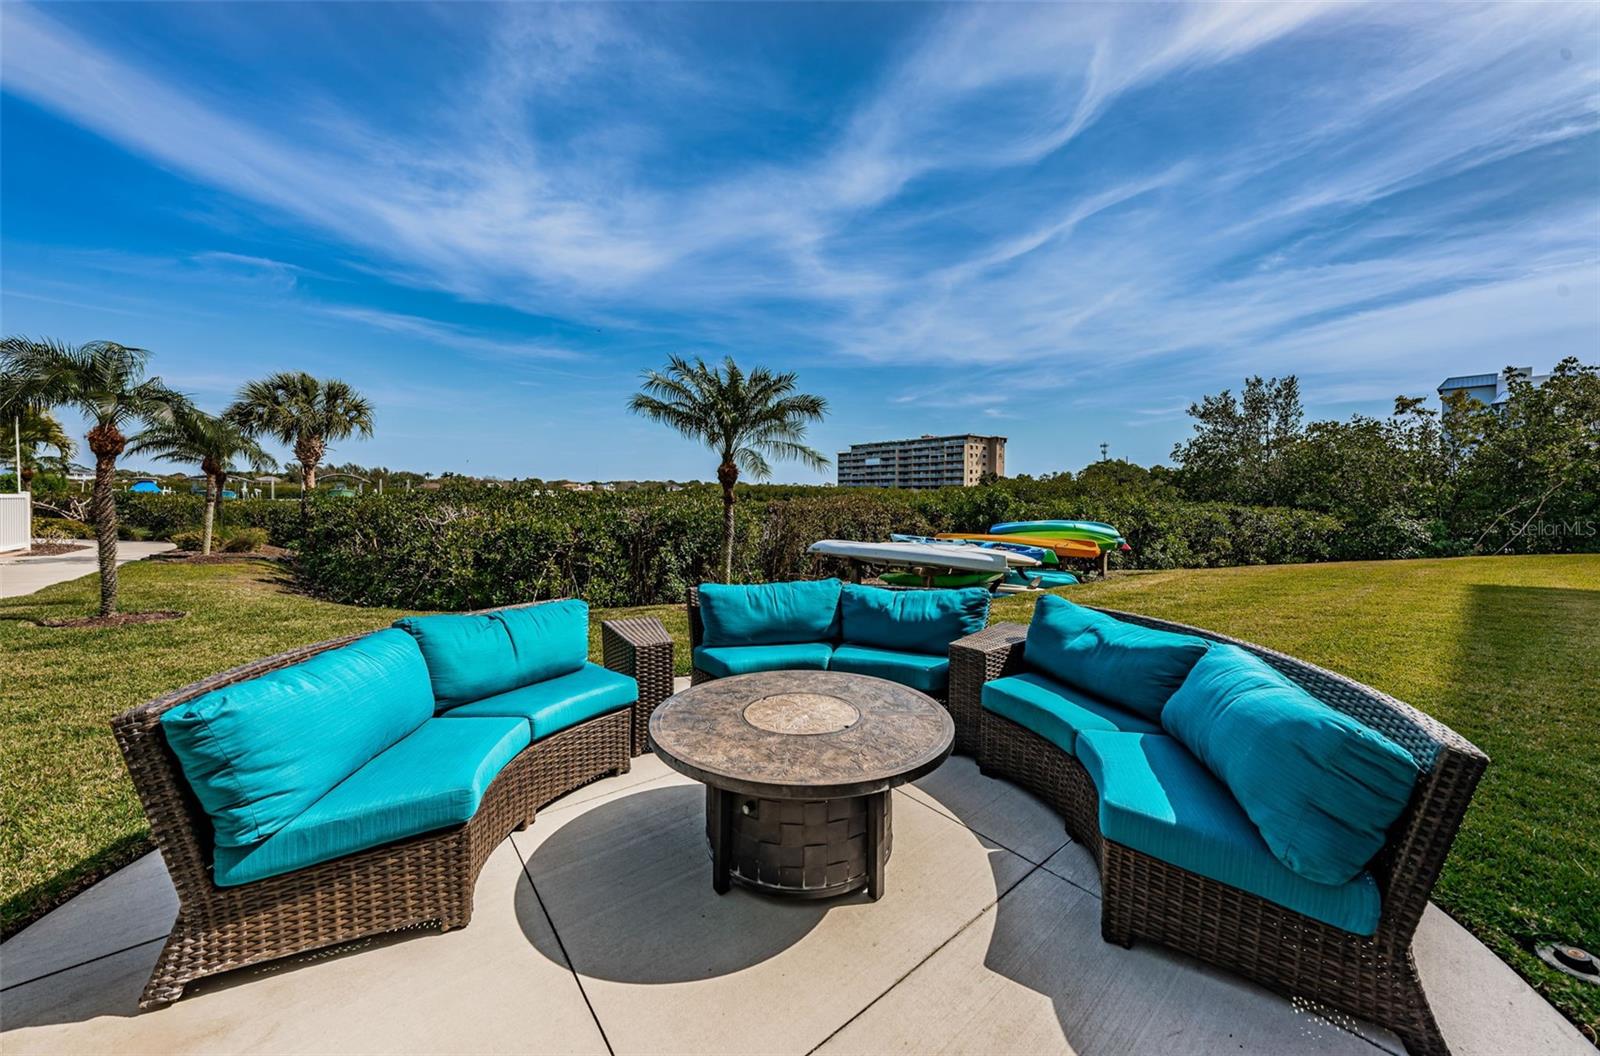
<box><xmin>0</xmin><ymin>492</ymin><xmax>31</xmax><ymax>553</ymax></box>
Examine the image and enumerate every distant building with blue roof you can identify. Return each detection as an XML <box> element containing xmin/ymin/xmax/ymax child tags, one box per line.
<box><xmin>1438</xmin><ymin>367</ymin><xmax>1547</xmax><ymax>409</ymax></box>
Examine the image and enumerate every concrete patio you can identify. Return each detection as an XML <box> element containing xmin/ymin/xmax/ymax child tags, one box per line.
<box><xmin>2</xmin><ymin>685</ymin><xmax>1591</xmax><ymax>1055</ymax></box>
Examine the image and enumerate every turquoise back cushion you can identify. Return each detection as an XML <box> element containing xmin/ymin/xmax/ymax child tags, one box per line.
<box><xmin>1162</xmin><ymin>644</ymin><xmax>1420</xmax><ymax>885</ymax></box>
<box><xmin>839</xmin><ymin>584</ymin><xmax>990</xmax><ymax>655</ymax></box>
<box><xmin>396</xmin><ymin>600</ymin><xmax>589</xmax><ymax>708</ymax></box>
<box><xmin>161</xmin><ymin>629</ymin><xmax>434</xmax><ymax>848</ymax></box>
<box><xmin>1025</xmin><ymin>596</ymin><xmax>1208</xmax><ymax>721</ymax></box>
<box><xmin>697</xmin><ymin>579</ymin><xmax>842</xmax><ymax>646</ymax></box>
<box><xmin>493</xmin><ymin>599</ymin><xmax>590</xmax><ymax>687</ymax></box>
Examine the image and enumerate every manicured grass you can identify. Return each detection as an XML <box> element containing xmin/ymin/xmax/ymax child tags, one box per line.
<box><xmin>3</xmin><ymin>555</ymin><xmax>1595</xmax><ymax>1037</ymax></box>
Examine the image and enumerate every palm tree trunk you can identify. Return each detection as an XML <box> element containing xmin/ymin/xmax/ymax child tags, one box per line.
<box><xmin>717</xmin><ymin>460</ymin><xmax>738</xmax><ymax>583</ymax></box>
<box><xmin>294</xmin><ymin>434</ymin><xmax>324</xmax><ymax>523</ymax></box>
<box><xmin>721</xmin><ymin>485</ymin><xmax>735</xmax><ymax>582</ymax></box>
<box><xmin>202</xmin><ymin>474</ymin><xmax>219</xmax><ymax>555</ymax></box>
<box><xmin>90</xmin><ymin>455</ymin><xmax>119</xmax><ymax>617</ymax></box>
<box><xmin>298</xmin><ymin>460</ymin><xmax>318</xmax><ymax>522</ymax></box>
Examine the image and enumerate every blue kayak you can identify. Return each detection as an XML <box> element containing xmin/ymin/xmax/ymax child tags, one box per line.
<box><xmin>890</xmin><ymin>533</ymin><xmax>1058</xmax><ymax>566</ymax></box>
<box><xmin>1005</xmin><ymin>568</ymin><xmax>1080</xmax><ymax>589</ymax></box>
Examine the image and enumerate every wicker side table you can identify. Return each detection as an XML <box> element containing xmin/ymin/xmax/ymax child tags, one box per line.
<box><xmin>649</xmin><ymin>670</ymin><xmax>953</xmax><ymax>900</ymax></box>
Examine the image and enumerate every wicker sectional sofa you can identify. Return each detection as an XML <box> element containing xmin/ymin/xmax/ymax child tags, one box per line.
<box><xmin>112</xmin><ymin>599</ymin><xmax>673</xmax><ymax>1010</ymax></box>
<box><xmin>686</xmin><ymin>579</ymin><xmax>991</xmax><ymax>701</ymax></box>
<box><xmin>949</xmin><ymin>596</ymin><xmax>1488</xmax><ymax>1056</ymax></box>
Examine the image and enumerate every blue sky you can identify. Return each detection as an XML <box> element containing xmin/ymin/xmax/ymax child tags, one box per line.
<box><xmin>3</xmin><ymin>2</ymin><xmax>1597</xmax><ymax>482</ymax></box>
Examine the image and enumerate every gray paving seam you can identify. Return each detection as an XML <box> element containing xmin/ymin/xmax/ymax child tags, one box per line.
<box><xmin>513</xmin><ymin>838</ymin><xmax>616</xmax><ymax>1056</ymax></box>
<box><xmin>1037</xmin><ymin>856</ymin><xmax>1102</xmax><ymax>902</ymax></box>
<box><xmin>538</xmin><ymin>770</ymin><xmax>677</xmax><ymax>819</ymax></box>
<box><xmin>0</xmin><ymin>935</ymin><xmax>164</xmax><ymax>994</ymax></box>
<box><xmin>804</xmin><ymin>855</ymin><xmax>1046</xmax><ymax>1056</ymax></box>
<box><xmin>892</xmin><ymin>785</ymin><xmax>1071</xmax><ymax>868</ymax></box>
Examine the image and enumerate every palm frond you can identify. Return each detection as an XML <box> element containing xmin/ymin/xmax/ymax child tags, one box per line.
<box><xmin>0</xmin><ymin>337</ymin><xmax>178</xmax><ymax>428</ymax></box>
<box><xmin>630</xmin><ymin>354</ymin><xmax>829</xmax><ymax>482</ymax></box>
<box><xmin>734</xmin><ymin>446</ymin><xmax>773</xmax><ymax>480</ymax></box>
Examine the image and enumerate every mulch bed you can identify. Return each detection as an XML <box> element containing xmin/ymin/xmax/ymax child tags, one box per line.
<box><xmin>38</xmin><ymin>610</ymin><xmax>188</xmax><ymax>629</ymax></box>
<box><xmin>155</xmin><ymin>546</ymin><xmax>290</xmax><ymax>564</ymax></box>
<box><xmin>18</xmin><ymin>542</ymin><xmax>92</xmax><ymax>557</ymax></box>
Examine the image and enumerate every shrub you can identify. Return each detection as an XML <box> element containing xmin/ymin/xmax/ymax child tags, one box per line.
<box><xmin>221</xmin><ymin>527</ymin><xmax>269</xmax><ymax>553</ymax></box>
<box><xmin>291</xmin><ymin>482</ymin><xmax>1349</xmax><ymax>611</ymax></box>
<box><xmin>115</xmin><ymin>494</ymin><xmax>303</xmax><ymax>546</ymax></box>
<box><xmin>32</xmin><ymin>516</ymin><xmax>94</xmax><ymax>540</ymax></box>
<box><xmin>169</xmin><ymin>529</ymin><xmax>206</xmax><ymax>552</ymax></box>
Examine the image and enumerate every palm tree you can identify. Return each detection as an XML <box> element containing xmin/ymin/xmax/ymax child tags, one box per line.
<box><xmin>10</xmin><ymin>406</ymin><xmax>77</xmax><ymax>489</ymax></box>
<box><xmin>0</xmin><ymin>338</ymin><xmax>189</xmax><ymax>616</ymax></box>
<box><xmin>629</xmin><ymin>355</ymin><xmax>829</xmax><ymax>581</ymax></box>
<box><xmin>225</xmin><ymin>372</ymin><xmax>373</xmax><ymax>516</ymax></box>
<box><xmin>128</xmin><ymin>408</ymin><xmax>275</xmax><ymax>555</ymax></box>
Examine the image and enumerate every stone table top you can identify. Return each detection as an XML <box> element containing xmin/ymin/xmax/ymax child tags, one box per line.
<box><xmin>648</xmin><ymin>670</ymin><xmax>955</xmax><ymax>799</ymax></box>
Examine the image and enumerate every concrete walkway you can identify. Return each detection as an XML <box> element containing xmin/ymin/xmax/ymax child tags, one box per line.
<box><xmin>2</xmin><ymin>699</ymin><xmax>1591</xmax><ymax>1055</ymax></box>
<box><xmin>0</xmin><ymin>541</ymin><xmax>175</xmax><ymax>598</ymax></box>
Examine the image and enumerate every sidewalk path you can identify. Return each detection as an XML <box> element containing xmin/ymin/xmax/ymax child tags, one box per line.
<box><xmin>0</xmin><ymin>541</ymin><xmax>176</xmax><ymax>598</ymax></box>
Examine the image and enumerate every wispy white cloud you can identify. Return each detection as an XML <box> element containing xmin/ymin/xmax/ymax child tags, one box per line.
<box><xmin>2</xmin><ymin>0</ymin><xmax>1595</xmax><ymax>420</ymax></box>
<box><xmin>312</xmin><ymin>305</ymin><xmax>586</xmax><ymax>362</ymax></box>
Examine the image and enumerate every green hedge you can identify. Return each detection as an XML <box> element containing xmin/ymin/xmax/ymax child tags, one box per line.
<box><xmin>32</xmin><ymin>516</ymin><xmax>96</xmax><ymax>540</ymax></box>
<box><xmin>289</xmin><ymin>485</ymin><xmax>1343</xmax><ymax>610</ymax></box>
<box><xmin>113</xmin><ymin>494</ymin><xmax>303</xmax><ymax>545</ymax></box>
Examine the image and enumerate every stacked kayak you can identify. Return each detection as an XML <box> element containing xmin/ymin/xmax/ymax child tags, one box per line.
<box><xmin>809</xmin><ymin>538</ymin><xmax>1020</xmax><ymax>590</ymax></box>
<box><xmin>1004</xmin><ymin>567</ymin><xmax>1078</xmax><ymax>590</ymax></box>
<box><xmin>808</xmin><ymin>535</ymin><xmax>1086</xmax><ymax>594</ymax></box>
<box><xmin>890</xmin><ymin>534</ymin><xmax>1055</xmax><ymax>565</ymax></box>
<box><xmin>887</xmin><ymin>534</ymin><xmax>1076</xmax><ymax>591</ymax></box>
<box><xmin>989</xmin><ymin>520</ymin><xmax>1130</xmax><ymax>554</ymax></box>
<box><xmin>935</xmin><ymin>532</ymin><xmax>1099</xmax><ymax>561</ymax></box>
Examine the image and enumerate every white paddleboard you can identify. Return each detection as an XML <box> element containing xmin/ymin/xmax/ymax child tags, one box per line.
<box><xmin>888</xmin><ymin>533</ymin><xmax>1042</xmax><ymax>567</ymax></box>
<box><xmin>807</xmin><ymin>539</ymin><xmax>1010</xmax><ymax>574</ymax></box>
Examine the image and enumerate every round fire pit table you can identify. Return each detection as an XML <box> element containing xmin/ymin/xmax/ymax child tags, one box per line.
<box><xmin>649</xmin><ymin>670</ymin><xmax>955</xmax><ymax>900</ymax></box>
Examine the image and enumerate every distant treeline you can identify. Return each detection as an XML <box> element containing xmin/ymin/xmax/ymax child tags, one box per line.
<box><xmin>65</xmin><ymin>357</ymin><xmax>1600</xmax><ymax>611</ymax></box>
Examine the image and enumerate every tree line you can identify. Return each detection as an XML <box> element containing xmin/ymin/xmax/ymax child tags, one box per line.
<box><xmin>1168</xmin><ymin>358</ymin><xmax>1599</xmax><ymax>557</ymax></box>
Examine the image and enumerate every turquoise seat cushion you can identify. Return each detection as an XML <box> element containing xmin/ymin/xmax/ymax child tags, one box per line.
<box><xmin>1077</xmin><ymin>731</ymin><xmax>1382</xmax><ymax>935</ymax></box>
<box><xmin>839</xmin><ymin>584</ymin><xmax>990</xmax><ymax>655</ymax></box>
<box><xmin>395</xmin><ymin>599</ymin><xmax>589</xmax><ymax>709</ymax></box>
<box><xmin>981</xmin><ymin>672</ymin><xmax>1161</xmax><ymax>755</ymax></box>
<box><xmin>446</xmin><ymin>663</ymin><xmax>637</xmax><ymax>740</ymax></box>
<box><xmin>829</xmin><ymin>644</ymin><xmax>949</xmax><ymax>694</ymax></box>
<box><xmin>692</xmin><ymin>642</ymin><xmax>833</xmax><ymax>677</ymax></box>
<box><xmin>214</xmin><ymin>717</ymin><xmax>530</xmax><ymax>887</ymax></box>
<box><xmin>162</xmin><ymin>629</ymin><xmax>434</xmax><ymax>848</ymax></box>
<box><xmin>1162</xmin><ymin>645</ymin><xmax>1419</xmax><ymax>885</ymax></box>
<box><xmin>1024</xmin><ymin>596</ymin><xmax>1209</xmax><ymax>721</ymax></box>
<box><xmin>697</xmin><ymin>579</ymin><xmax>842</xmax><ymax>646</ymax></box>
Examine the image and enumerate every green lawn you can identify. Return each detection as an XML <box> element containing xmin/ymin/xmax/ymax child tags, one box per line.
<box><xmin>3</xmin><ymin>555</ymin><xmax>1595</xmax><ymax>1037</ymax></box>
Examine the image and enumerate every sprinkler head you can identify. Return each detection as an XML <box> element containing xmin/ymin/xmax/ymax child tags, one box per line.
<box><xmin>1536</xmin><ymin>943</ymin><xmax>1599</xmax><ymax>984</ymax></box>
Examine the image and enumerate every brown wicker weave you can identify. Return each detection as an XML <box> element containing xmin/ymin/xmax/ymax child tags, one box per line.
<box><xmin>956</xmin><ymin>612</ymin><xmax>1488</xmax><ymax>1056</ymax></box>
<box><xmin>111</xmin><ymin>600</ymin><xmax>659</xmax><ymax>1010</ymax></box>
<box><xmin>946</xmin><ymin>622</ymin><xmax>1027</xmax><ymax>756</ymax></box>
<box><xmin>684</xmin><ymin>585</ymin><xmax>950</xmax><ymax>704</ymax></box>
<box><xmin>600</xmin><ymin>616</ymin><xmax>676</xmax><ymax>755</ymax></box>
